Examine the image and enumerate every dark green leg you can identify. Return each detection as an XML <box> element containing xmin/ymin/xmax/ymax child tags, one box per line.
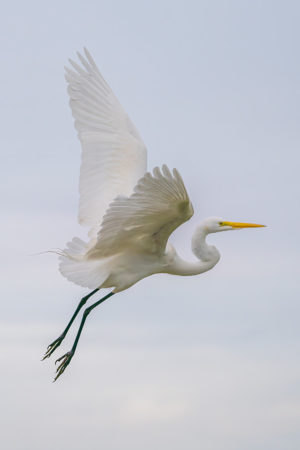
<box><xmin>54</xmin><ymin>291</ymin><xmax>115</xmax><ymax>381</ymax></box>
<box><xmin>42</xmin><ymin>288</ymin><xmax>99</xmax><ymax>360</ymax></box>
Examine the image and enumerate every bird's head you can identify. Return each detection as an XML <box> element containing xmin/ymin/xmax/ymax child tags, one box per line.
<box><xmin>202</xmin><ymin>216</ymin><xmax>266</xmax><ymax>233</ymax></box>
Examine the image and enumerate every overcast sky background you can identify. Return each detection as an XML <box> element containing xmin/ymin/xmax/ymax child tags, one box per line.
<box><xmin>1</xmin><ymin>1</ymin><xmax>300</xmax><ymax>449</ymax></box>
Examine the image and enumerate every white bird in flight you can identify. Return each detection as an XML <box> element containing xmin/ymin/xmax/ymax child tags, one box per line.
<box><xmin>43</xmin><ymin>48</ymin><xmax>265</xmax><ymax>381</ymax></box>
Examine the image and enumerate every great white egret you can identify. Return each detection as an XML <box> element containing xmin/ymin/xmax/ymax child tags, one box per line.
<box><xmin>43</xmin><ymin>48</ymin><xmax>265</xmax><ymax>381</ymax></box>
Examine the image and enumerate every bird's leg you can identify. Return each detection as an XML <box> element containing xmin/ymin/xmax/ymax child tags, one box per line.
<box><xmin>42</xmin><ymin>288</ymin><xmax>99</xmax><ymax>360</ymax></box>
<box><xmin>54</xmin><ymin>291</ymin><xmax>115</xmax><ymax>382</ymax></box>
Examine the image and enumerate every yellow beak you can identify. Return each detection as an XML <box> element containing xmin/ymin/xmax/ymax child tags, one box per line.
<box><xmin>221</xmin><ymin>221</ymin><xmax>266</xmax><ymax>228</ymax></box>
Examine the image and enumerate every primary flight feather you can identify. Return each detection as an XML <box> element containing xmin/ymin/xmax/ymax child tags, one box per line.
<box><xmin>43</xmin><ymin>48</ymin><xmax>265</xmax><ymax>381</ymax></box>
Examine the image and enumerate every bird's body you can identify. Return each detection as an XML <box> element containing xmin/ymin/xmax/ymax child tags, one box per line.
<box><xmin>70</xmin><ymin>232</ymin><xmax>220</xmax><ymax>293</ymax></box>
<box><xmin>43</xmin><ymin>48</ymin><xmax>265</xmax><ymax>380</ymax></box>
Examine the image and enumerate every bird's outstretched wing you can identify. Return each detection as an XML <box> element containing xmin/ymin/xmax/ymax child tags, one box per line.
<box><xmin>65</xmin><ymin>48</ymin><xmax>147</xmax><ymax>239</ymax></box>
<box><xmin>88</xmin><ymin>165</ymin><xmax>194</xmax><ymax>257</ymax></box>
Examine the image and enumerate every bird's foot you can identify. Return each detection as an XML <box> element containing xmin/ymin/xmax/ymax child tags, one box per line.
<box><xmin>53</xmin><ymin>351</ymin><xmax>74</xmax><ymax>382</ymax></box>
<box><xmin>42</xmin><ymin>334</ymin><xmax>66</xmax><ymax>360</ymax></box>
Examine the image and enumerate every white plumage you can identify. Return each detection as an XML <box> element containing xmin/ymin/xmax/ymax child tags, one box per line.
<box><xmin>65</xmin><ymin>48</ymin><xmax>147</xmax><ymax>238</ymax></box>
<box><xmin>58</xmin><ymin>48</ymin><xmax>265</xmax><ymax>293</ymax></box>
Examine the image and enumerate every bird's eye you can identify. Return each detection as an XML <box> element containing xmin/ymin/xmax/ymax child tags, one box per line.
<box><xmin>219</xmin><ymin>221</ymin><xmax>224</xmax><ymax>226</ymax></box>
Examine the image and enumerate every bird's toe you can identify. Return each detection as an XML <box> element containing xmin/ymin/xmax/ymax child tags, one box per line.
<box><xmin>42</xmin><ymin>334</ymin><xmax>65</xmax><ymax>360</ymax></box>
<box><xmin>53</xmin><ymin>351</ymin><xmax>74</xmax><ymax>382</ymax></box>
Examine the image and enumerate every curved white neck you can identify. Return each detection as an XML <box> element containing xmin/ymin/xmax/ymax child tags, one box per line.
<box><xmin>166</xmin><ymin>224</ymin><xmax>220</xmax><ymax>276</ymax></box>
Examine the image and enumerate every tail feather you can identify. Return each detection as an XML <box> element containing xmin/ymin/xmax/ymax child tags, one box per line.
<box><xmin>59</xmin><ymin>237</ymin><xmax>110</xmax><ymax>289</ymax></box>
<box><xmin>65</xmin><ymin>237</ymin><xmax>89</xmax><ymax>257</ymax></box>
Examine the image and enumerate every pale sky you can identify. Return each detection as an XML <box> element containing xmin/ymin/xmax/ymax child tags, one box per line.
<box><xmin>1</xmin><ymin>1</ymin><xmax>300</xmax><ymax>449</ymax></box>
